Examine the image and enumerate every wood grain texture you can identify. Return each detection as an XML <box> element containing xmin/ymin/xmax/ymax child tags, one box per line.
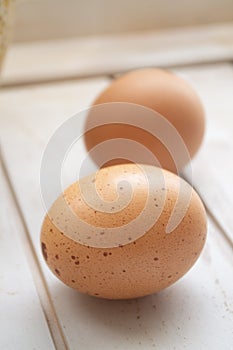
<box><xmin>36</xmin><ymin>217</ymin><xmax>233</xmax><ymax>350</ymax></box>
<box><xmin>0</xmin><ymin>159</ymin><xmax>55</xmax><ymax>350</ymax></box>
<box><xmin>0</xmin><ymin>77</ymin><xmax>109</xmax><ymax>348</ymax></box>
<box><xmin>0</xmin><ymin>69</ymin><xmax>232</xmax><ymax>349</ymax></box>
<box><xmin>1</xmin><ymin>23</ymin><xmax>233</xmax><ymax>86</ymax></box>
<box><xmin>0</xmin><ymin>77</ymin><xmax>110</xmax><ymax>238</ymax></box>
<box><xmin>173</xmin><ymin>64</ymin><xmax>233</xmax><ymax>244</ymax></box>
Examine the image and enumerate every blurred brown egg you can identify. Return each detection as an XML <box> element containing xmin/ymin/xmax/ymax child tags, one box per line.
<box><xmin>41</xmin><ymin>163</ymin><xmax>207</xmax><ymax>299</ymax></box>
<box><xmin>84</xmin><ymin>68</ymin><xmax>205</xmax><ymax>172</ymax></box>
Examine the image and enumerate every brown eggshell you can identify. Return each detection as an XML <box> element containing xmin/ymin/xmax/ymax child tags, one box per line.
<box><xmin>84</xmin><ymin>68</ymin><xmax>205</xmax><ymax>173</ymax></box>
<box><xmin>41</xmin><ymin>164</ymin><xmax>207</xmax><ymax>299</ymax></box>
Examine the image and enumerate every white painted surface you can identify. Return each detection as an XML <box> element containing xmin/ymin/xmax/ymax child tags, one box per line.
<box><xmin>175</xmin><ymin>64</ymin><xmax>233</xmax><ymax>243</ymax></box>
<box><xmin>0</xmin><ymin>161</ymin><xmax>55</xmax><ymax>350</ymax></box>
<box><xmin>2</xmin><ymin>23</ymin><xmax>233</xmax><ymax>86</ymax></box>
<box><xmin>0</xmin><ymin>65</ymin><xmax>233</xmax><ymax>349</ymax></box>
<box><xmin>45</xmin><ymin>218</ymin><xmax>233</xmax><ymax>350</ymax></box>
<box><xmin>0</xmin><ymin>77</ymin><xmax>109</xmax><ymax>241</ymax></box>
<box><xmin>0</xmin><ymin>77</ymin><xmax>109</xmax><ymax>348</ymax></box>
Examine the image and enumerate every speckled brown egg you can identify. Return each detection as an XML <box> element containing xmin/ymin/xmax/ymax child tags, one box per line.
<box><xmin>40</xmin><ymin>163</ymin><xmax>207</xmax><ymax>299</ymax></box>
<box><xmin>84</xmin><ymin>68</ymin><xmax>205</xmax><ymax>173</ymax></box>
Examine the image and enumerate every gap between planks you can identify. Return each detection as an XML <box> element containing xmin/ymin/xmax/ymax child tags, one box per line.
<box><xmin>182</xmin><ymin>175</ymin><xmax>233</xmax><ymax>252</ymax></box>
<box><xmin>1</xmin><ymin>63</ymin><xmax>233</xmax><ymax>248</ymax></box>
<box><xmin>1</xmin><ymin>59</ymin><xmax>232</xmax><ymax>90</ymax></box>
<box><xmin>1</xmin><ymin>141</ymin><xmax>233</xmax><ymax>349</ymax></box>
<box><xmin>0</xmin><ymin>149</ymin><xmax>69</xmax><ymax>350</ymax></box>
<box><xmin>0</xmin><ymin>73</ymin><xmax>114</xmax><ymax>90</ymax></box>
<box><xmin>1</xmin><ymin>22</ymin><xmax>233</xmax><ymax>88</ymax></box>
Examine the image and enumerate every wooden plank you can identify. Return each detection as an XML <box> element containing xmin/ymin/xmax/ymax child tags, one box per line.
<box><xmin>13</xmin><ymin>0</ymin><xmax>233</xmax><ymax>43</ymax></box>
<box><xmin>0</xmin><ymin>77</ymin><xmax>109</xmax><ymax>349</ymax></box>
<box><xmin>45</xmin><ymin>217</ymin><xmax>233</xmax><ymax>350</ymax></box>
<box><xmin>172</xmin><ymin>64</ymin><xmax>233</xmax><ymax>244</ymax></box>
<box><xmin>0</xmin><ymin>160</ymin><xmax>56</xmax><ymax>350</ymax></box>
<box><xmin>1</xmin><ymin>23</ymin><xmax>233</xmax><ymax>86</ymax></box>
<box><xmin>0</xmin><ymin>73</ymin><xmax>233</xmax><ymax>349</ymax></box>
<box><xmin>0</xmin><ymin>77</ymin><xmax>110</xmax><ymax>243</ymax></box>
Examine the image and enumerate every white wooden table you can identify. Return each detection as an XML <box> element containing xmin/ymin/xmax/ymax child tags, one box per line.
<box><xmin>0</xmin><ymin>23</ymin><xmax>233</xmax><ymax>350</ymax></box>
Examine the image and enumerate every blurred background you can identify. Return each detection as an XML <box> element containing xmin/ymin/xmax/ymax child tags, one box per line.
<box><xmin>12</xmin><ymin>0</ymin><xmax>233</xmax><ymax>42</ymax></box>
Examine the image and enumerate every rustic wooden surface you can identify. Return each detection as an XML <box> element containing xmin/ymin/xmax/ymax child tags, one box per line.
<box><xmin>0</xmin><ymin>23</ymin><xmax>233</xmax><ymax>350</ymax></box>
<box><xmin>2</xmin><ymin>23</ymin><xmax>233</xmax><ymax>87</ymax></box>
